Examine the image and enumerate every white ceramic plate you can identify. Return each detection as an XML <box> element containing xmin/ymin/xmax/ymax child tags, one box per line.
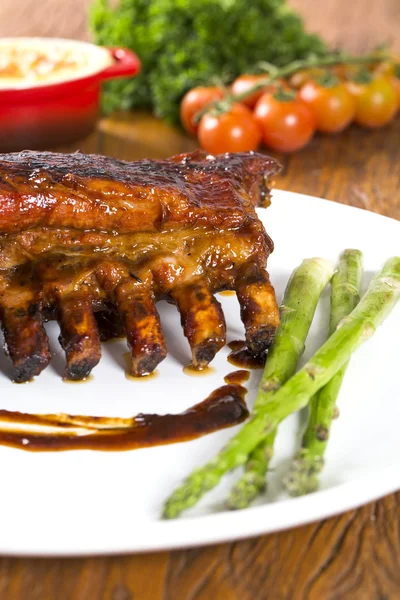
<box><xmin>0</xmin><ymin>190</ymin><xmax>399</xmax><ymax>557</ymax></box>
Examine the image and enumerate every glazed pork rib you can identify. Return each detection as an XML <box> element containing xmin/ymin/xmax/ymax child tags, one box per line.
<box><xmin>0</xmin><ymin>149</ymin><xmax>281</xmax><ymax>382</ymax></box>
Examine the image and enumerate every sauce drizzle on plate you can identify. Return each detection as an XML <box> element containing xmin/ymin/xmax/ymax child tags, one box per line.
<box><xmin>0</xmin><ymin>384</ymin><xmax>248</xmax><ymax>452</ymax></box>
<box><xmin>224</xmin><ymin>369</ymin><xmax>250</xmax><ymax>385</ymax></box>
<box><xmin>183</xmin><ymin>364</ymin><xmax>216</xmax><ymax>377</ymax></box>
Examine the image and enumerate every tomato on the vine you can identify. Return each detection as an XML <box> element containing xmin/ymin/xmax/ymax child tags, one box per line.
<box><xmin>180</xmin><ymin>87</ymin><xmax>224</xmax><ymax>135</ymax></box>
<box><xmin>346</xmin><ymin>76</ymin><xmax>398</xmax><ymax>128</ymax></box>
<box><xmin>254</xmin><ymin>91</ymin><xmax>316</xmax><ymax>152</ymax></box>
<box><xmin>389</xmin><ymin>65</ymin><xmax>400</xmax><ymax>108</ymax></box>
<box><xmin>198</xmin><ymin>103</ymin><xmax>262</xmax><ymax>154</ymax></box>
<box><xmin>231</xmin><ymin>74</ymin><xmax>278</xmax><ymax>108</ymax></box>
<box><xmin>391</xmin><ymin>76</ymin><xmax>400</xmax><ymax>108</ymax></box>
<box><xmin>299</xmin><ymin>79</ymin><xmax>356</xmax><ymax>133</ymax></box>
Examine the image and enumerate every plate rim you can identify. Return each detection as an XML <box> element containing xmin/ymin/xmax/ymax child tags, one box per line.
<box><xmin>2</xmin><ymin>463</ymin><xmax>397</xmax><ymax>557</ymax></box>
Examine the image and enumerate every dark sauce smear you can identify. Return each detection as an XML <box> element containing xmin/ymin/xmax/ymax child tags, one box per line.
<box><xmin>227</xmin><ymin>340</ymin><xmax>266</xmax><ymax>370</ymax></box>
<box><xmin>0</xmin><ymin>384</ymin><xmax>248</xmax><ymax>452</ymax></box>
<box><xmin>224</xmin><ymin>370</ymin><xmax>250</xmax><ymax>386</ymax></box>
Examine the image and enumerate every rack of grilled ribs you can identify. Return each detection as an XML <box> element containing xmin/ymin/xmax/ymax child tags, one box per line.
<box><xmin>0</xmin><ymin>149</ymin><xmax>281</xmax><ymax>382</ymax></box>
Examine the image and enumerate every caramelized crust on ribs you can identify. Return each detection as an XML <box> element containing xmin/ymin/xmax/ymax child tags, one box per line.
<box><xmin>0</xmin><ymin>149</ymin><xmax>281</xmax><ymax>382</ymax></box>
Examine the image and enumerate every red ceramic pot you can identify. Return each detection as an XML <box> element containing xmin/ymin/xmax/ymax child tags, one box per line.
<box><xmin>0</xmin><ymin>38</ymin><xmax>141</xmax><ymax>152</ymax></box>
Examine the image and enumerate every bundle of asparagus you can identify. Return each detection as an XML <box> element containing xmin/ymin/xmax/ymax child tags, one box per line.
<box><xmin>163</xmin><ymin>254</ymin><xmax>400</xmax><ymax>519</ymax></box>
<box><xmin>227</xmin><ymin>257</ymin><xmax>334</xmax><ymax>510</ymax></box>
<box><xmin>283</xmin><ymin>250</ymin><xmax>363</xmax><ymax>496</ymax></box>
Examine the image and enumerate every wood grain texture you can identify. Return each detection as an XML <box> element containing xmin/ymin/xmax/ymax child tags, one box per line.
<box><xmin>0</xmin><ymin>0</ymin><xmax>92</xmax><ymax>40</ymax></box>
<box><xmin>1</xmin><ymin>0</ymin><xmax>400</xmax><ymax>52</ymax></box>
<box><xmin>0</xmin><ymin>0</ymin><xmax>400</xmax><ymax>599</ymax></box>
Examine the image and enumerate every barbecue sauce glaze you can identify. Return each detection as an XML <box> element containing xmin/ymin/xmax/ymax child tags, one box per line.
<box><xmin>227</xmin><ymin>340</ymin><xmax>266</xmax><ymax>369</ymax></box>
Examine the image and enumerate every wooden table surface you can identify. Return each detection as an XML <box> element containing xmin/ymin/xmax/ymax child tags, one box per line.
<box><xmin>0</xmin><ymin>0</ymin><xmax>400</xmax><ymax>598</ymax></box>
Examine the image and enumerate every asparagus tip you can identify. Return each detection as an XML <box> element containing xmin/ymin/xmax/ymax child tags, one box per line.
<box><xmin>162</xmin><ymin>468</ymin><xmax>223</xmax><ymax>519</ymax></box>
<box><xmin>283</xmin><ymin>449</ymin><xmax>324</xmax><ymax>497</ymax></box>
<box><xmin>342</xmin><ymin>248</ymin><xmax>363</xmax><ymax>259</ymax></box>
<box><xmin>162</xmin><ymin>487</ymin><xmax>190</xmax><ymax>519</ymax></box>
<box><xmin>225</xmin><ymin>471</ymin><xmax>267</xmax><ymax>510</ymax></box>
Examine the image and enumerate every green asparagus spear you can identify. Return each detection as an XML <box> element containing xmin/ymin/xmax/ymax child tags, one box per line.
<box><xmin>283</xmin><ymin>250</ymin><xmax>363</xmax><ymax>496</ymax></box>
<box><xmin>226</xmin><ymin>258</ymin><xmax>334</xmax><ymax>510</ymax></box>
<box><xmin>163</xmin><ymin>257</ymin><xmax>400</xmax><ymax>519</ymax></box>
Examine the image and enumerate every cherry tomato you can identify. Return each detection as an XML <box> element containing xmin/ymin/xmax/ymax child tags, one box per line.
<box><xmin>299</xmin><ymin>80</ymin><xmax>356</xmax><ymax>133</ymax></box>
<box><xmin>231</xmin><ymin>74</ymin><xmax>279</xmax><ymax>108</ymax></box>
<box><xmin>198</xmin><ymin>103</ymin><xmax>262</xmax><ymax>154</ymax></box>
<box><xmin>390</xmin><ymin>75</ymin><xmax>400</xmax><ymax>108</ymax></box>
<box><xmin>346</xmin><ymin>76</ymin><xmax>398</xmax><ymax>128</ymax></box>
<box><xmin>180</xmin><ymin>87</ymin><xmax>224</xmax><ymax>135</ymax></box>
<box><xmin>389</xmin><ymin>64</ymin><xmax>400</xmax><ymax>108</ymax></box>
<box><xmin>254</xmin><ymin>92</ymin><xmax>316</xmax><ymax>152</ymax></box>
